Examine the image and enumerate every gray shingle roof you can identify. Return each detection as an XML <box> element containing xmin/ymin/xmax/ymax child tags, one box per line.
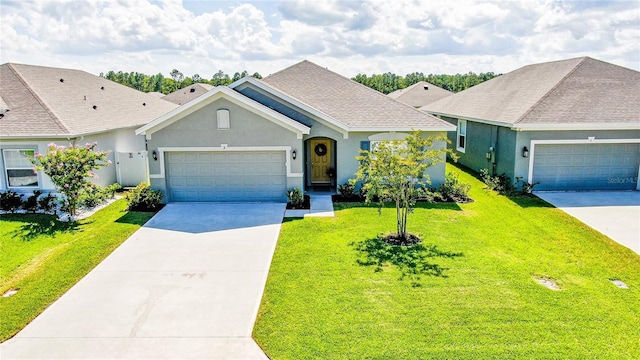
<box><xmin>0</xmin><ymin>63</ymin><xmax>177</xmax><ymax>137</ymax></box>
<box><xmin>261</xmin><ymin>60</ymin><xmax>453</xmax><ymax>130</ymax></box>
<box><xmin>162</xmin><ymin>83</ymin><xmax>214</xmax><ymax>105</ymax></box>
<box><xmin>388</xmin><ymin>81</ymin><xmax>453</xmax><ymax>107</ymax></box>
<box><xmin>422</xmin><ymin>57</ymin><xmax>640</xmax><ymax>127</ymax></box>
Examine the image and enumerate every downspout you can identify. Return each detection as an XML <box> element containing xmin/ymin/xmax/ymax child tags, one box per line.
<box><xmin>488</xmin><ymin>125</ymin><xmax>498</xmax><ymax>175</ymax></box>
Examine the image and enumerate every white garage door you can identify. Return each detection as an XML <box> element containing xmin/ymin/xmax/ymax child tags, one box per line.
<box><xmin>532</xmin><ymin>143</ymin><xmax>640</xmax><ymax>191</ymax></box>
<box><xmin>166</xmin><ymin>151</ymin><xmax>287</xmax><ymax>202</ymax></box>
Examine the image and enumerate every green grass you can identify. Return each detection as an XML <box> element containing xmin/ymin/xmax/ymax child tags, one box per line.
<box><xmin>254</xmin><ymin>164</ymin><xmax>640</xmax><ymax>359</ymax></box>
<box><xmin>0</xmin><ymin>200</ymin><xmax>155</xmax><ymax>341</ymax></box>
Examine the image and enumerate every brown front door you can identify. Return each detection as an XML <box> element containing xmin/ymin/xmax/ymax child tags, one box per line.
<box><xmin>311</xmin><ymin>138</ymin><xmax>331</xmax><ymax>184</ymax></box>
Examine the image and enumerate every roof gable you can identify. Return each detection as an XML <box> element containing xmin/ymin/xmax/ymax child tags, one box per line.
<box><xmin>423</xmin><ymin>57</ymin><xmax>640</xmax><ymax>129</ymax></box>
<box><xmin>0</xmin><ymin>63</ymin><xmax>178</xmax><ymax>137</ymax></box>
<box><xmin>388</xmin><ymin>81</ymin><xmax>453</xmax><ymax>107</ymax></box>
<box><xmin>136</xmin><ymin>86</ymin><xmax>310</xmax><ymax>139</ymax></box>
<box><xmin>252</xmin><ymin>60</ymin><xmax>454</xmax><ymax>132</ymax></box>
<box><xmin>516</xmin><ymin>58</ymin><xmax>640</xmax><ymax>127</ymax></box>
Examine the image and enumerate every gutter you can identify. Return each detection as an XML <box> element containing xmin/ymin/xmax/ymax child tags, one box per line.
<box><xmin>425</xmin><ymin>110</ymin><xmax>640</xmax><ymax>132</ymax></box>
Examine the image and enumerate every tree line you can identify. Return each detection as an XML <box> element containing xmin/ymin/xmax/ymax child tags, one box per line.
<box><xmin>101</xmin><ymin>68</ymin><xmax>499</xmax><ymax>95</ymax></box>
<box><xmin>100</xmin><ymin>69</ymin><xmax>262</xmax><ymax>94</ymax></box>
<box><xmin>352</xmin><ymin>71</ymin><xmax>500</xmax><ymax>94</ymax></box>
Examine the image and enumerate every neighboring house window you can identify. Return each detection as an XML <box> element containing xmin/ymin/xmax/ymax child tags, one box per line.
<box><xmin>3</xmin><ymin>149</ymin><xmax>39</xmax><ymax>187</ymax></box>
<box><xmin>217</xmin><ymin>109</ymin><xmax>230</xmax><ymax>130</ymax></box>
<box><xmin>456</xmin><ymin>119</ymin><xmax>467</xmax><ymax>152</ymax></box>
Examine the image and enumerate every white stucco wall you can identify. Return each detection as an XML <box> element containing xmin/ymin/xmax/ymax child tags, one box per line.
<box><xmin>0</xmin><ymin>127</ymin><xmax>145</xmax><ymax>193</ymax></box>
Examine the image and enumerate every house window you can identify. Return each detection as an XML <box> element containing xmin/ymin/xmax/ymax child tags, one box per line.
<box><xmin>3</xmin><ymin>149</ymin><xmax>39</xmax><ymax>187</ymax></box>
<box><xmin>217</xmin><ymin>109</ymin><xmax>230</xmax><ymax>130</ymax></box>
<box><xmin>456</xmin><ymin>119</ymin><xmax>467</xmax><ymax>153</ymax></box>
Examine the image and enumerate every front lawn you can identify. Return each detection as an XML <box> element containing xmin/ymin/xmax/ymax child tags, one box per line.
<box><xmin>254</xmin><ymin>164</ymin><xmax>640</xmax><ymax>359</ymax></box>
<box><xmin>0</xmin><ymin>200</ymin><xmax>155</xmax><ymax>341</ymax></box>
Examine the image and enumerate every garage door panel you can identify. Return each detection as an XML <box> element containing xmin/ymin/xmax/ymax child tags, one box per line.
<box><xmin>533</xmin><ymin>143</ymin><xmax>639</xmax><ymax>191</ymax></box>
<box><xmin>166</xmin><ymin>151</ymin><xmax>287</xmax><ymax>202</ymax></box>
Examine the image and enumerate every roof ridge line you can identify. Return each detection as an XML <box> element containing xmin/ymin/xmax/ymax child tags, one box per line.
<box><xmin>7</xmin><ymin>63</ymin><xmax>71</xmax><ymax>134</ymax></box>
<box><xmin>514</xmin><ymin>57</ymin><xmax>588</xmax><ymax>124</ymax></box>
<box><xmin>263</xmin><ymin>59</ymin><xmax>311</xmax><ymax>80</ymax></box>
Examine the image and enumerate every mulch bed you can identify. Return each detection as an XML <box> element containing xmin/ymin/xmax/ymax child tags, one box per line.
<box><xmin>382</xmin><ymin>233</ymin><xmax>422</xmax><ymax>246</ymax></box>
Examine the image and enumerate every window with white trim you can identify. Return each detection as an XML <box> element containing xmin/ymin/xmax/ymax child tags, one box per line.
<box><xmin>3</xmin><ymin>149</ymin><xmax>39</xmax><ymax>187</ymax></box>
<box><xmin>456</xmin><ymin>119</ymin><xmax>467</xmax><ymax>152</ymax></box>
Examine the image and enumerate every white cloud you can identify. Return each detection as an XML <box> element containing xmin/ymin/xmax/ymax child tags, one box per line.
<box><xmin>0</xmin><ymin>0</ymin><xmax>638</xmax><ymax>78</ymax></box>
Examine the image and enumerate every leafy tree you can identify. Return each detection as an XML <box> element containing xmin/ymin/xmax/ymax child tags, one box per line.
<box><xmin>355</xmin><ymin>131</ymin><xmax>452</xmax><ymax>241</ymax></box>
<box><xmin>169</xmin><ymin>69</ymin><xmax>184</xmax><ymax>83</ymax></box>
<box><xmin>30</xmin><ymin>142</ymin><xmax>110</xmax><ymax>217</ymax></box>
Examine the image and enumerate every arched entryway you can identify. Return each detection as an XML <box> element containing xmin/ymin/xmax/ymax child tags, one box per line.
<box><xmin>305</xmin><ymin>137</ymin><xmax>336</xmax><ymax>191</ymax></box>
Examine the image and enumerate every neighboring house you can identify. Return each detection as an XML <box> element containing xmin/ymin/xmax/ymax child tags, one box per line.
<box><xmin>388</xmin><ymin>81</ymin><xmax>453</xmax><ymax>108</ymax></box>
<box><xmin>136</xmin><ymin>60</ymin><xmax>455</xmax><ymax>202</ymax></box>
<box><xmin>423</xmin><ymin>57</ymin><xmax>640</xmax><ymax>191</ymax></box>
<box><xmin>0</xmin><ymin>63</ymin><xmax>177</xmax><ymax>193</ymax></box>
<box><xmin>162</xmin><ymin>83</ymin><xmax>214</xmax><ymax>105</ymax></box>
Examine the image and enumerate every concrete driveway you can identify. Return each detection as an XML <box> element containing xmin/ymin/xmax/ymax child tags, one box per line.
<box><xmin>535</xmin><ymin>191</ymin><xmax>640</xmax><ymax>255</ymax></box>
<box><xmin>1</xmin><ymin>203</ymin><xmax>285</xmax><ymax>359</ymax></box>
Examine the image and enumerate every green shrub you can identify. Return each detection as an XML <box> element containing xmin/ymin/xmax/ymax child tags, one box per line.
<box><xmin>104</xmin><ymin>183</ymin><xmax>122</xmax><ymax>198</ymax></box>
<box><xmin>38</xmin><ymin>193</ymin><xmax>58</xmax><ymax>214</ymax></box>
<box><xmin>79</xmin><ymin>184</ymin><xmax>107</xmax><ymax>208</ymax></box>
<box><xmin>337</xmin><ymin>182</ymin><xmax>357</xmax><ymax>199</ymax></box>
<box><xmin>125</xmin><ymin>182</ymin><xmax>163</xmax><ymax>211</ymax></box>
<box><xmin>515</xmin><ymin>177</ymin><xmax>540</xmax><ymax>195</ymax></box>
<box><xmin>439</xmin><ymin>172</ymin><xmax>471</xmax><ymax>202</ymax></box>
<box><xmin>286</xmin><ymin>187</ymin><xmax>305</xmax><ymax>207</ymax></box>
<box><xmin>479</xmin><ymin>168</ymin><xmax>513</xmax><ymax>195</ymax></box>
<box><xmin>0</xmin><ymin>190</ymin><xmax>24</xmax><ymax>213</ymax></box>
<box><xmin>23</xmin><ymin>190</ymin><xmax>43</xmax><ymax>213</ymax></box>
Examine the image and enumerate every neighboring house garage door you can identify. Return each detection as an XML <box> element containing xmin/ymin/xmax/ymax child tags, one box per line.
<box><xmin>532</xmin><ymin>143</ymin><xmax>640</xmax><ymax>191</ymax></box>
<box><xmin>166</xmin><ymin>151</ymin><xmax>287</xmax><ymax>202</ymax></box>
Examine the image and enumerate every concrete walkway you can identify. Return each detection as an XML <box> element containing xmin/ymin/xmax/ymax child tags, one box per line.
<box><xmin>535</xmin><ymin>191</ymin><xmax>640</xmax><ymax>255</ymax></box>
<box><xmin>284</xmin><ymin>194</ymin><xmax>335</xmax><ymax>218</ymax></box>
<box><xmin>1</xmin><ymin>203</ymin><xmax>286</xmax><ymax>359</ymax></box>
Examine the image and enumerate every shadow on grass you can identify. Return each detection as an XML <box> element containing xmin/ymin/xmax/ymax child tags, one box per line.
<box><xmin>9</xmin><ymin>215</ymin><xmax>83</xmax><ymax>241</ymax></box>
<box><xmin>115</xmin><ymin>211</ymin><xmax>157</xmax><ymax>226</ymax></box>
<box><xmin>507</xmin><ymin>194</ymin><xmax>555</xmax><ymax>209</ymax></box>
<box><xmin>352</xmin><ymin>236</ymin><xmax>463</xmax><ymax>286</ymax></box>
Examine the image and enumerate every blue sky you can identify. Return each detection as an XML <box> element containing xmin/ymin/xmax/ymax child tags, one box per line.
<box><xmin>1</xmin><ymin>0</ymin><xmax>638</xmax><ymax>79</ymax></box>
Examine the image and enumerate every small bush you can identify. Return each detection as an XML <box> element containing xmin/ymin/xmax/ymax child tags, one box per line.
<box><xmin>439</xmin><ymin>172</ymin><xmax>471</xmax><ymax>202</ymax></box>
<box><xmin>286</xmin><ymin>187</ymin><xmax>305</xmax><ymax>207</ymax></box>
<box><xmin>23</xmin><ymin>190</ymin><xmax>43</xmax><ymax>213</ymax></box>
<box><xmin>125</xmin><ymin>182</ymin><xmax>163</xmax><ymax>211</ymax></box>
<box><xmin>515</xmin><ymin>177</ymin><xmax>540</xmax><ymax>195</ymax></box>
<box><xmin>38</xmin><ymin>193</ymin><xmax>58</xmax><ymax>214</ymax></box>
<box><xmin>79</xmin><ymin>184</ymin><xmax>107</xmax><ymax>208</ymax></box>
<box><xmin>0</xmin><ymin>190</ymin><xmax>24</xmax><ymax>213</ymax></box>
<box><xmin>104</xmin><ymin>183</ymin><xmax>122</xmax><ymax>198</ymax></box>
<box><xmin>337</xmin><ymin>182</ymin><xmax>357</xmax><ymax>200</ymax></box>
<box><xmin>479</xmin><ymin>168</ymin><xmax>513</xmax><ymax>195</ymax></box>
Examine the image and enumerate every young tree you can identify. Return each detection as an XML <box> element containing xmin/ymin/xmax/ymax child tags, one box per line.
<box><xmin>355</xmin><ymin>131</ymin><xmax>452</xmax><ymax>242</ymax></box>
<box><xmin>30</xmin><ymin>143</ymin><xmax>111</xmax><ymax>217</ymax></box>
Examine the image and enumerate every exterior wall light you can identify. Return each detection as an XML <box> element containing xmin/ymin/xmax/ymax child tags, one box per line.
<box><xmin>522</xmin><ymin>146</ymin><xmax>529</xmax><ymax>158</ymax></box>
<box><xmin>152</xmin><ymin>150</ymin><xmax>158</xmax><ymax>161</ymax></box>
<box><xmin>292</xmin><ymin>150</ymin><xmax>297</xmax><ymax>160</ymax></box>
